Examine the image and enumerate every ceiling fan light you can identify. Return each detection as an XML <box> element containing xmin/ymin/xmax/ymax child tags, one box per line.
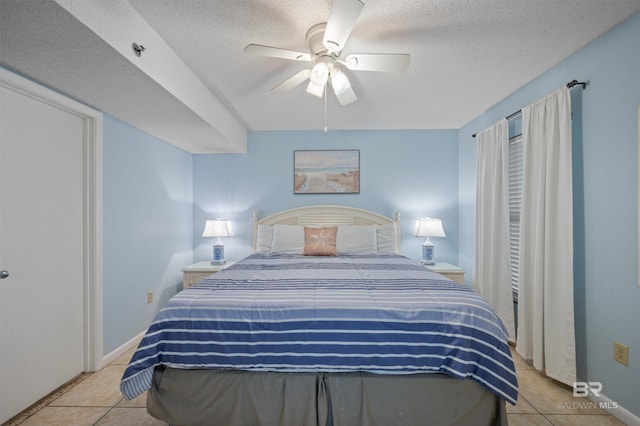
<box><xmin>306</xmin><ymin>80</ymin><xmax>325</xmax><ymax>98</ymax></box>
<box><xmin>330</xmin><ymin>68</ymin><xmax>351</xmax><ymax>95</ymax></box>
<box><xmin>309</xmin><ymin>62</ymin><xmax>329</xmax><ymax>86</ymax></box>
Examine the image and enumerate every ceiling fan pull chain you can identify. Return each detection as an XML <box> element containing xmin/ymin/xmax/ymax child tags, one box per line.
<box><xmin>324</xmin><ymin>85</ymin><xmax>328</xmax><ymax>134</ymax></box>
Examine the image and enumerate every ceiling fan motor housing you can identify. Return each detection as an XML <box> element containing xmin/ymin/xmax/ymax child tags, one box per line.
<box><xmin>306</xmin><ymin>23</ymin><xmax>332</xmax><ymax>55</ymax></box>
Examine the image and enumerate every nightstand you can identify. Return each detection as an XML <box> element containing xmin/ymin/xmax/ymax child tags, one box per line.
<box><xmin>181</xmin><ymin>261</ymin><xmax>235</xmax><ymax>290</ymax></box>
<box><xmin>426</xmin><ymin>262</ymin><xmax>465</xmax><ymax>284</ymax></box>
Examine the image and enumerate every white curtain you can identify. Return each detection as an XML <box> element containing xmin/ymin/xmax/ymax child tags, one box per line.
<box><xmin>516</xmin><ymin>87</ymin><xmax>576</xmax><ymax>386</ymax></box>
<box><xmin>474</xmin><ymin>119</ymin><xmax>516</xmax><ymax>340</ymax></box>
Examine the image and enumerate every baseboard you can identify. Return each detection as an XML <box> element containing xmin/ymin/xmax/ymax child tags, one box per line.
<box><xmin>589</xmin><ymin>392</ymin><xmax>640</xmax><ymax>425</ymax></box>
<box><xmin>102</xmin><ymin>330</ymin><xmax>146</xmax><ymax>366</ymax></box>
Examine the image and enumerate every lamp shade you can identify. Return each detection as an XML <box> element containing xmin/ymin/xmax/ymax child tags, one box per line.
<box><xmin>413</xmin><ymin>218</ymin><xmax>446</xmax><ymax>238</ymax></box>
<box><xmin>202</xmin><ymin>219</ymin><xmax>233</xmax><ymax>238</ymax></box>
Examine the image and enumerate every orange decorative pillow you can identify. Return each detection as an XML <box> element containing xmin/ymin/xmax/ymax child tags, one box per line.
<box><xmin>303</xmin><ymin>227</ymin><xmax>338</xmax><ymax>256</ymax></box>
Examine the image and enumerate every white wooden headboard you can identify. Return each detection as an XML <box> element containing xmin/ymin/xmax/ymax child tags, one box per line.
<box><xmin>252</xmin><ymin>205</ymin><xmax>401</xmax><ymax>252</ymax></box>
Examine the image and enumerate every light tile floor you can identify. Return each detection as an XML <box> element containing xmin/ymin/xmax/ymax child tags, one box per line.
<box><xmin>5</xmin><ymin>345</ymin><xmax>167</xmax><ymax>426</ymax></box>
<box><xmin>506</xmin><ymin>349</ymin><xmax>625</xmax><ymax>426</ymax></box>
<box><xmin>5</xmin><ymin>345</ymin><xmax>627</xmax><ymax>425</ymax></box>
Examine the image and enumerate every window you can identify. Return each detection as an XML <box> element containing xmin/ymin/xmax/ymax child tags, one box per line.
<box><xmin>508</xmin><ymin>134</ymin><xmax>523</xmax><ymax>302</ymax></box>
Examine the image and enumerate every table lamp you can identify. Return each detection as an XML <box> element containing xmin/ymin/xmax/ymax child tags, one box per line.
<box><xmin>202</xmin><ymin>218</ymin><xmax>233</xmax><ymax>264</ymax></box>
<box><xmin>414</xmin><ymin>217</ymin><xmax>445</xmax><ymax>265</ymax></box>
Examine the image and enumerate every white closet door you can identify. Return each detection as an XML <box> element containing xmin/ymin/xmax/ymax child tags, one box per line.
<box><xmin>0</xmin><ymin>84</ymin><xmax>85</xmax><ymax>423</ymax></box>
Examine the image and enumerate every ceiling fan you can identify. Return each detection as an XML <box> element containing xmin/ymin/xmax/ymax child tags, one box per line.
<box><xmin>244</xmin><ymin>0</ymin><xmax>410</xmax><ymax>106</ymax></box>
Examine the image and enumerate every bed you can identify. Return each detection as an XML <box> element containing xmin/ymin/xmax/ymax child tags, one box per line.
<box><xmin>120</xmin><ymin>205</ymin><xmax>517</xmax><ymax>425</ymax></box>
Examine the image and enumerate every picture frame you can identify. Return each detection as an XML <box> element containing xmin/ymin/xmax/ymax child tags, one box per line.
<box><xmin>294</xmin><ymin>149</ymin><xmax>360</xmax><ymax>194</ymax></box>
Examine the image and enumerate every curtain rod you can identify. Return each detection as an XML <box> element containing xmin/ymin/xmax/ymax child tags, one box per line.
<box><xmin>472</xmin><ymin>79</ymin><xmax>586</xmax><ymax>138</ymax></box>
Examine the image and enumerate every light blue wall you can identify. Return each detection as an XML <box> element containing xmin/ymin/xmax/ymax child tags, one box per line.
<box><xmin>458</xmin><ymin>13</ymin><xmax>640</xmax><ymax>417</ymax></box>
<box><xmin>193</xmin><ymin>130</ymin><xmax>459</xmax><ymax>265</ymax></box>
<box><xmin>103</xmin><ymin>115</ymin><xmax>193</xmax><ymax>354</ymax></box>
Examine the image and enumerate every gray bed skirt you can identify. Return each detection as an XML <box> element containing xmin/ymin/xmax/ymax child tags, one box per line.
<box><xmin>147</xmin><ymin>367</ymin><xmax>508</xmax><ymax>426</ymax></box>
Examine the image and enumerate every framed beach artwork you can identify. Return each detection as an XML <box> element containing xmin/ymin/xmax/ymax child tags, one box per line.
<box><xmin>294</xmin><ymin>150</ymin><xmax>360</xmax><ymax>194</ymax></box>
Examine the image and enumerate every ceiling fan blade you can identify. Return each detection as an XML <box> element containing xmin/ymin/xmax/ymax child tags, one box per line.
<box><xmin>272</xmin><ymin>69</ymin><xmax>311</xmax><ymax>92</ymax></box>
<box><xmin>343</xmin><ymin>53</ymin><xmax>410</xmax><ymax>72</ymax></box>
<box><xmin>323</xmin><ymin>0</ymin><xmax>364</xmax><ymax>52</ymax></box>
<box><xmin>244</xmin><ymin>44</ymin><xmax>313</xmax><ymax>61</ymax></box>
<box><xmin>330</xmin><ymin>68</ymin><xmax>357</xmax><ymax>106</ymax></box>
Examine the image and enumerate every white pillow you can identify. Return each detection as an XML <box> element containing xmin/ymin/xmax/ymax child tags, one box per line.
<box><xmin>256</xmin><ymin>224</ymin><xmax>273</xmax><ymax>252</ymax></box>
<box><xmin>270</xmin><ymin>224</ymin><xmax>305</xmax><ymax>254</ymax></box>
<box><xmin>377</xmin><ymin>223</ymin><xmax>398</xmax><ymax>254</ymax></box>
<box><xmin>336</xmin><ymin>225</ymin><xmax>378</xmax><ymax>255</ymax></box>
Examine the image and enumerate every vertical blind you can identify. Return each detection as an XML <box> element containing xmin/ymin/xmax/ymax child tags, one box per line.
<box><xmin>508</xmin><ymin>134</ymin><xmax>523</xmax><ymax>302</ymax></box>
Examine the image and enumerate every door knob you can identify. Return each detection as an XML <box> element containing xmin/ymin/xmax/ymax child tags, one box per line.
<box><xmin>0</xmin><ymin>270</ymin><xmax>9</xmax><ymax>279</ymax></box>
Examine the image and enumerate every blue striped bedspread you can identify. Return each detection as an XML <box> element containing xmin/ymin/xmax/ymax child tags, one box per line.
<box><xmin>120</xmin><ymin>253</ymin><xmax>518</xmax><ymax>404</ymax></box>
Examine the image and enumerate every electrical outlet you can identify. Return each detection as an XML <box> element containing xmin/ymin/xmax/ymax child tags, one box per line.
<box><xmin>147</xmin><ymin>290</ymin><xmax>153</xmax><ymax>304</ymax></box>
<box><xmin>613</xmin><ymin>341</ymin><xmax>629</xmax><ymax>366</ymax></box>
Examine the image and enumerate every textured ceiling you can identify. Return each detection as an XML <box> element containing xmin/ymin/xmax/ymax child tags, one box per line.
<box><xmin>2</xmin><ymin>0</ymin><xmax>640</xmax><ymax>153</ymax></box>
